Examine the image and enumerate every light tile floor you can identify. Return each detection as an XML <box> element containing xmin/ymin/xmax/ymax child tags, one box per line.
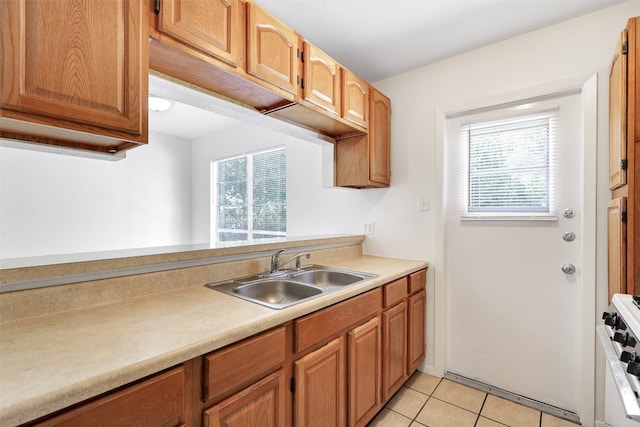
<box><xmin>367</xmin><ymin>372</ymin><xmax>580</xmax><ymax>427</ymax></box>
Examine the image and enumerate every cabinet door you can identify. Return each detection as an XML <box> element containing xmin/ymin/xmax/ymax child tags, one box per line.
<box><xmin>33</xmin><ymin>367</ymin><xmax>185</xmax><ymax>426</ymax></box>
<box><xmin>1</xmin><ymin>0</ymin><xmax>145</xmax><ymax>137</ymax></box>
<box><xmin>407</xmin><ymin>290</ymin><xmax>426</xmax><ymax>373</ymax></box>
<box><xmin>342</xmin><ymin>69</ymin><xmax>369</xmax><ymax>128</ymax></box>
<box><xmin>382</xmin><ymin>300</ymin><xmax>408</xmax><ymax>401</ymax></box>
<box><xmin>610</xmin><ymin>29</ymin><xmax>628</xmax><ymax>190</ymax></box>
<box><xmin>369</xmin><ymin>88</ymin><xmax>391</xmax><ymax>185</ymax></box>
<box><xmin>247</xmin><ymin>3</ymin><xmax>298</xmax><ymax>95</ymax></box>
<box><xmin>158</xmin><ymin>0</ymin><xmax>241</xmax><ymax>67</ymax></box>
<box><xmin>348</xmin><ymin>317</ymin><xmax>381</xmax><ymax>427</ymax></box>
<box><xmin>608</xmin><ymin>197</ymin><xmax>628</xmax><ymax>302</ymax></box>
<box><xmin>303</xmin><ymin>42</ymin><xmax>340</xmax><ymax>115</ymax></box>
<box><xmin>203</xmin><ymin>370</ymin><xmax>287</xmax><ymax>427</ymax></box>
<box><xmin>294</xmin><ymin>336</ymin><xmax>346</xmax><ymax>427</ymax></box>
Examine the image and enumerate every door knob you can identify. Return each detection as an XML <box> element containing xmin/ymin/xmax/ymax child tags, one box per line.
<box><xmin>562</xmin><ymin>264</ymin><xmax>576</xmax><ymax>274</ymax></box>
<box><xmin>562</xmin><ymin>231</ymin><xmax>576</xmax><ymax>242</ymax></box>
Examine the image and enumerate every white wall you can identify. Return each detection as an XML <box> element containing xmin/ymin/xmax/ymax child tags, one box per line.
<box><xmin>190</xmin><ymin>122</ymin><xmax>380</xmax><ymax>243</ymax></box>
<box><xmin>0</xmin><ymin>131</ymin><xmax>193</xmax><ymax>259</ymax></box>
<box><xmin>369</xmin><ymin>1</ymin><xmax>640</xmax><ymax>422</ymax></box>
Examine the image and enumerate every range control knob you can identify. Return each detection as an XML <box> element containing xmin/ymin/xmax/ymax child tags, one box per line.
<box><xmin>605</xmin><ymin>312</ymin><xmax>618</xmax><ymax>327</ymax></box>
<box><xmin>621</xmin><ymin>350</ymin><xmax>636</xmax><ymax>363</ymax></box>
<box><xmin>615</xmin><ymin>317</ymin><xmax>628</xmax><ymax>331</ymax></box>
<box><xmin>614</xmin><ymin>332</ymin><xmax>637</xmax><ymax>347</ymax></box>
<box><xmin>628</xmin><ymin>361</ymin><xmax>640</xmax><ymax>378</ymax></box>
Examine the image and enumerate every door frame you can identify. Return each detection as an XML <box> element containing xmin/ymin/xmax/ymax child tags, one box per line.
<box><xmin>433</xmin><ymin>74</ymin><xmax>597</xmax><ymax>425</ymax></box>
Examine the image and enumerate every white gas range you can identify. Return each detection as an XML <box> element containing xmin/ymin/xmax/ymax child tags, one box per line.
<box><xmin>598</xmin><ymin>293</ymin><xmax>640</xmax><ymax>426</ymax></box>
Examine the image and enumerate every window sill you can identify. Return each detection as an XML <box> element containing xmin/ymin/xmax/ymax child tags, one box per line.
<box><xmin>460</xmin><ymin>215</ymin><xmax>559</xmax><ymax>222</ymax></box>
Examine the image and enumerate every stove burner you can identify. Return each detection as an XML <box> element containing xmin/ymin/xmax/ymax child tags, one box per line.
<box><xmin>633</xmin><ymin>295</ymin><xmax>640</xmax><ymax>309</ymax></box>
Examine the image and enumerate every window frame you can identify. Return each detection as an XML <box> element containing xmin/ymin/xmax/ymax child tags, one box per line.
<box><xmin>211</xmin><ymin>146</ymin><xmax>286</xmax><ymax>242</ymax></box>
<box><xmin>459</xmin><ymin>108</ymin><xmax>559</xmax><ymax>221</ymax></box>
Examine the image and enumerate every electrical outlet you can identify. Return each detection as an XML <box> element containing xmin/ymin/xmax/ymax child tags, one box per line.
<box><xmin>418</xmin><ymin>195</ymin><xmax>430</xmax><ymax>211</ymax></box>
<box><xmin>363</xmin><ymin>222</ymin><xmax>375</xmax><ymax>235</ymax></box>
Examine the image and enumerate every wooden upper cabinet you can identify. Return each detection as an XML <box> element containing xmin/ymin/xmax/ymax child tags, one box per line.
<box><xmin>610</xmin><ymin>28</ymin><xmax>628</xmax><ymax>190</ymax></box>
<box><xmin>247</xmin><ymin>2</ymin><xmax>299</xmax><ymax>95</ymax></box>
<box><xmin>342</xmin><ymin>69</ymin><xmax>369</xmax><ymax>128</ymax></box>
<box><xmin>157</xmin><ymin>0</ymin><xmax>241</xmax><ymax>67</ymax></box>
<box><xmin>608</xmin><ymin>197</ymin><xmax>628</xmax><ymax>302</ymax></box>
<box><xmin>0</xmin><ymin>0</ymin><xmax>147</xmax><ymax>153</ymax></box>
<box><xmin>302</xmin><ymin>42</ymin><xmax>341</xmax><ymax>115</ymax></box>
<box><xmin>369</xmin><ymin>88</ymin><xmax>391</xmax><ymax>185</ymax></box>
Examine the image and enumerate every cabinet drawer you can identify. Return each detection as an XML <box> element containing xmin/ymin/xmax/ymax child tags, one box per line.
<box><xmin>204</xmin><ymin>326</ymin><xmax>286</xmax><ymax>402</ymax></box>
<box><xmin>383</xmin><ymin>277</ymin><xmax>408</xmax><ymax>308</ymax></box>
<box><xmin>408</xmin><ymin>269</ymin><xmax>427</xmax><ymax>294</ymax></box>
<box><xmin>295</xmin><ymin>288</ymin><xmax>381</xmax><ymax>353</ymax></box>
<box><xmin>33</xmin><ymin>367</ymin><xmax>184</xmax><ymax>426</ymax></box>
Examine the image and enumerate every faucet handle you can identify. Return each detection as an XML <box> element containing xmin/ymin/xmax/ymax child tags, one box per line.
<box><xmin>295</xmin><ymin>252</ymin><xmax>311</xmax><ymax>269</ymax></box>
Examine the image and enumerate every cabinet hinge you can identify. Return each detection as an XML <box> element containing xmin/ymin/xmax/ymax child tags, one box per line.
<box><xmin>622</xmin><ymin>159</ymin><xmax>628</xmax><ymax>170</ymax></box>
<box><xmin>301</xmin><ymin>77</ymin><xmax>305</xmax><ymax>89</ymax></box>
<box><xmin>301</xmin><ymin>51</ymin><xmax>305</xmax><ymax>62</ymax></box>
<box><xmin>622</xmin><ymin>41</ymin><xmax>629</xmax><ymax>55</ymax></box>
<box><xmin>290</xmin><ymin>377</ymin><xmax>296</xmax><ymax>393</ymax></box>
<box><xmin>154</xmin><ymin>0</ymin><xmax>160</xmax><ymax>14</ymax></box>
<box><xmin>622</xmin><ymin>211</ymin><xmax>628</xmax><ymax>223</ymax></box>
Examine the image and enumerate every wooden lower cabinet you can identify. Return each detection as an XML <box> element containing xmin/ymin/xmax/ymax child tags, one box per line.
<box><xmin>348</xmin><ymin>317</ymin><xmax>382</xmax><ymax>427</ymax></box>
<box><xmin>294</xmin><ymin>336</ymin><xmax>346</xmax><ymax>427</ymax></box>
<box><xmin>382</xmin><ymin>300</ymin><xmax>408</xmax><ymax>401</ymax></box>
<box><xmin>408</xmin><ymin>289</ymin><xmax>427</xmax><ymax>373</ymax></box>
<box><xmin>31</xmin><ymin>367</ymin><xmax>185</xmax><ymax>427</ymax></box>
<box><xmin>203</xmin><ymin>370</ymin><xmax>287</xmax><ymax>427</ymax></box>
<box><xmin>23</xmin><ymin>270</ymin><xmax>428</xmax><ymax>427</ymax></box>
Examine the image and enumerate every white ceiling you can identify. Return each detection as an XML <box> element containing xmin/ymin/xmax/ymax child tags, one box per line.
<box><xmin>253</xmin><ymin>0</ymin><xmax>623</xmax><ymax>82</ymax></box>
<box><xmin>150</xmin><ymin>0</ymin><xmax>624</xmax><ymax>139</ymax></box>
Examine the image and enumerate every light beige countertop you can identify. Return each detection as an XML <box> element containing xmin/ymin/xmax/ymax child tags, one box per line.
<box><xmin>0</xmin><ymin>255</ymin><xmax>427</xmax><ymax>427</ymax></box>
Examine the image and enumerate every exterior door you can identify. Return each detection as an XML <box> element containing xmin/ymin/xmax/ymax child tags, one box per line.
<box><xmin>444</xmin><ymin>91</ymin><xmax>583</xmax><ymax>414</ymax></box>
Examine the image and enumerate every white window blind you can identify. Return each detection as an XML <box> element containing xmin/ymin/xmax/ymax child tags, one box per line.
<box><xmin>462</xmin><ymin>111</ymin><xmax>558</xmax><ymax>217</ymax></box>
<box><xmin>214</xmin><ymin>147</ymin><xmax>286</xmax><ymax>242</ymax></box>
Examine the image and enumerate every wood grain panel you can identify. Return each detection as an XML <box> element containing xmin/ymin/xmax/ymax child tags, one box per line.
<box><xmin>1</xmin><ymin>0</ymin><xmax>145</xmax><ymax>135</ymax></box>
<box><xmin>609</xmin><ymin>29</ymin><xmax>628</xmax><ymax>190</ymax></box>
<box><xmin>342</xmin><ymin>69</ymin><xmax>368</xmax><ymax>129</ymax></box>
<box><xmin>295</xmin><ymin>289</ymin><xmax>381</xmax><ymax>353</ymax></box>
<box><xmin>204</xmin><ymin>326</ymin><xmax>286</xmax><ymax>402</ymax></box>
<box><xmin>294</xmin><ymin>337</ymin><xmax>346</xmax><ymax>427</ymax></box>
<box><xmin>383</xmin><ymin>277</ymin><xmax>408</xmax><ymax>308</ymax></box>
<box><xmin>407</xmin><ymin>290</ymin><xmax>426</xmax><ymax>373</ymax></box>
<box><xmin>408</xmin><ymin>269</ymin><xmax>427</xmax><ymax>294</ymax></box>
<box><xmin>369</xmin><ymin>88</ymin><xmax>391</xmax><ymax>185</ymax></box>
<box><xmin>247</xmin><ymin>2</ymin><xmax>298</xmax><ymax>95</ymax></box>
<box><xmin>303</xmin><ymin>42</ymin><xmax>340</xmax><ymax>115</ymax></box>
<box><xmin>32</xmin><ymin>367</ymin><xmax>184</xmax><ymax>426</ymax></box>
<box><xmin>348</xmin><ymin>317</ymin><xmax>381</xmax><ymax>427</ymax></box>
<box><xmin>158</xmin><ymin>0</ymin><xmax>241</xmax><ymax>67</ymax></box>
<box><xmin>203</xmin><ymin>370</ymin><xmax>286</xmax><ymax>427</ymax></box>
<box><xmin>382</xmin><ymin>300</ymin><xmax>408</xmax><ymax>401</ymax></box>
<box><xmin>608</xmin><ymin>197</ymin><xmax>628</xmax><ymax>302</ymax></box>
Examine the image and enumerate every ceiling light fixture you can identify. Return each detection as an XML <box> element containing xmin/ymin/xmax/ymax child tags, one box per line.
<box><xmin>148</xmin><ymin>96</ymin><xmax>173</xmax><ymax>112</ymax></box>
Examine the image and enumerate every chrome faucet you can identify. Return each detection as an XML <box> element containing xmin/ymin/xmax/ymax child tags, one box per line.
<box><xmin>270</xmin><ymin>250</ymin><xmax>311</xmax><ymax>273</ymax></box>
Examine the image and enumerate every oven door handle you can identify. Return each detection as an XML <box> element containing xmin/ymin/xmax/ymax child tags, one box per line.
<box><xmin>597</xmin><ymin>325</ymin><xmax>640</xmax><ymax>421</ymax></box>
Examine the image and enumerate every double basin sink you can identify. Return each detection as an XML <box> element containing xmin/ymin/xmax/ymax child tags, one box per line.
<box><xmin>206</xmin><ymin>265</ymin><xmax>378</xmax><ymax>309</ymax></box>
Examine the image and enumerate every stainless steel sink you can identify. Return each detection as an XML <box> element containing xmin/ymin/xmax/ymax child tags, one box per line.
<box><xmin>232</xmin><ymin>279</ymin><xmax>322</xmax><ymax>308</ymax></box>
<box><xmin>206</xmin><ymin>265</ymin><xmax>378</xmax><ymax>309</ymax></box>
<box><xmin>289</xmin><ymin>269</ymin><xmax>368</xmax><ymax>287</ymax></box>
